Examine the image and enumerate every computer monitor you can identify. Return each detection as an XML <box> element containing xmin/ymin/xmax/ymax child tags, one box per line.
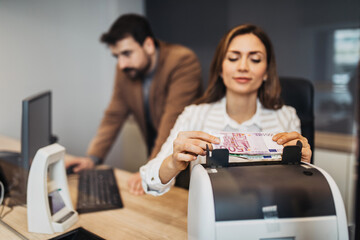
<box><xmin>21</xmin><ymin>91</ymin><xmax>56</xmax><ymax>170</ymax></box>
<box><xmin>0</xmin><ymin>90</ymin><xmax>57</xmax><ymax>205</ymax></box>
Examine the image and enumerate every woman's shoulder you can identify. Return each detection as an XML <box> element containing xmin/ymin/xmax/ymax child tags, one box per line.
<box><xmin>261</xmin><ymin>103</ymin><xmax>297</xmax><ymax>115</ymax></box>
<box><xmin>278</xmin><ymin>104</ymin><xmax>297</xmax><ymax>115</ymax></box>
<box><xmin>259</xmin><ymin>103</ymin><xmax>300</xmax><ymax>132</ymax></box>
<box><xmin>183</xmin><ymin>100</ymin><xmax>222</xmax><ymax>113</ymax></box>
<box><xmin>171</xmin><ymin>101</ymin><xmax>222</xmax><ymax>131</ymax></box>
<box><xmin>260</xmin><ymin>104</ymin><xmax>299</xmax><ymax>125</ymax></box>
<box><xmin>177</xmin><ymin>101</ymin><xmax>222</xmax><ymax>124</ymax></box>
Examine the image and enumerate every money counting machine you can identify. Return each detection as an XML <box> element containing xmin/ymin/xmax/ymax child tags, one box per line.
<box><xmin>188</xmin><ymin>144</ymin><xmax>348</xmax><ymax>240</ymax></box>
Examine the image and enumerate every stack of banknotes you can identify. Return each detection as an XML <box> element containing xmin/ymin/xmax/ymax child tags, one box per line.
<box><xmin>212</xmin><ymin>132</ymin><xmax>283</xmax><ymax>162</ymax></box>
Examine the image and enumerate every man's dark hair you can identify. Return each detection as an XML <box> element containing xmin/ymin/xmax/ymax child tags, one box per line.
<box><xmin>100</xmin><ymin>13</ymin><xmax>158</xmax><ymax>47</ymax></box>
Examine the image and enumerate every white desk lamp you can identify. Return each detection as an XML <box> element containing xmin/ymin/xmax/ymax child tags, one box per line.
<box><xmin>27</xmin><ymin>143</ymin><xmax>78</xmax><ymax>234</ymax></box>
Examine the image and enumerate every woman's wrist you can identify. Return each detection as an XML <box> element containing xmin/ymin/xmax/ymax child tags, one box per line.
<box><xmin>159</xmin><ymin>155</ymin><xmax>180</xmax><ymax>184</ymax></box>
<box><xmin>167</xmin><ymin>155</ymin><xmax>178</xmax><ymax>171</ymax></box>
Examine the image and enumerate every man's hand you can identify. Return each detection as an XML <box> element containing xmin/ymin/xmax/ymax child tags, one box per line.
<box><xmin>272</xmin><ymin>131</ymin><xmax>312</xmax><ymax>163</ymax></box>
<box><xmin>127</xmin><ymin>172</ymin><xmax>144</xmax><ymax>195</ymax></box>
<box><xmin>65</xmin><ymin>156</ymin><xmax>95</xmax><ymax>173</ymax></box>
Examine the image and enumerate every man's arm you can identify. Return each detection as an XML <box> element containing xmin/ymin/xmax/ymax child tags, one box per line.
<box><xmin>149</xmin><ymin>50</ymin><xmax>202</xmax><ymax>159</ymax></box>
<box><xmin>87</xmin><ymin>67</ymin><xmax>130</xmax><ymax>161</ymax></box>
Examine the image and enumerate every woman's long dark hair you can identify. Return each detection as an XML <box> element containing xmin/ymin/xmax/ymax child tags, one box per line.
<box><xmin>195</xmin><ymin>24</ymin><xmax>283</xmax><ymax>109</ymax></box>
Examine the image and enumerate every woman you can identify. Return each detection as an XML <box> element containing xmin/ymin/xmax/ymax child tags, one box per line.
<box><xmin>140</xmin><ymin>24</ymin><xmax>312</xmax><ymax>195</ymax></box>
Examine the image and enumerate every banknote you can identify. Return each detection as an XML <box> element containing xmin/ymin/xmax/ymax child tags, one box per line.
<box><xmin>230</xmin><ymin>153</ymin><xmax>282</xmax><ymax>160</ymax></box>
<box><xmin>212</xmin><ymin>132</ymin><xmax>283</xmax><ymax>155</ymax></box>
<box><xmin>229</xmin><ymin>154</ymin><xmax>282</xmax><ymax>163</ymax></box>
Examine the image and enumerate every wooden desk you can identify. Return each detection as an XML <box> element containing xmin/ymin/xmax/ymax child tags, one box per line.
<box><xmin>0</xmin><ymin>135</ymin><xmax>188</xmax><ymax>239</ymax></box>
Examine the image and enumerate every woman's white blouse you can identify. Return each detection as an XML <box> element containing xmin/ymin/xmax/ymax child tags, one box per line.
<box><xmin>140</xmin><ymin>97</ymin><xmax>301</xmax><ymax>196</ymax></box>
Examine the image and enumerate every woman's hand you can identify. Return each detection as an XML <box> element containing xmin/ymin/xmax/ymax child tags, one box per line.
<box><xmin>127</xmin><ymin>172</ymin><xmax>145</xmax><ymax>195</ymax></box>
<box><xmin>159</xmin><ymin>131</ymin><xmax>220</xmax><ymax>184</ymax></box>
<box><xmin>172</xmin><ymin>131</ymin><xmax>220</xmax><ymax>170</ymax></box>
<box><xmin>272</xmin><ymin>131</ymin><xmax>312</xmax><ymax>163</ymax></box>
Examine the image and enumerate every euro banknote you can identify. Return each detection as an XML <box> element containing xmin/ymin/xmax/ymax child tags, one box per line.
<box><xmin>212</xmin><ymin>132</ymin><xmax>283</xmax><ymax>155</ymax></box>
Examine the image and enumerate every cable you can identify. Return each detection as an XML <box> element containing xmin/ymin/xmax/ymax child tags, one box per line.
<box><xmin>0</xmin><ymin>181</ymin><xmax>4</xmax><ymax>206</ymax></box>
<box><xmin>0</xmin><ymin>202</ymin><xmax>13</xmax><ymax>219</ymax></box>
<box><xmin>0</xmin><ymin>219</ymin><xmax>29</xmax><ymax>240</ymax></box>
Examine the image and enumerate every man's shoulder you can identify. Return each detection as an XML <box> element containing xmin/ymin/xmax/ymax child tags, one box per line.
<box><xmin>159</xmin><ymin>40</ymin><xmax>197</xmax><ymax>60</ymax></box>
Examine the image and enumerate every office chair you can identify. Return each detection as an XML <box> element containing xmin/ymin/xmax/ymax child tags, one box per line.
<box><xmin>279</xmin><ymin>77</ymin><xmax>315</xmax><ymax>163</ymax></box>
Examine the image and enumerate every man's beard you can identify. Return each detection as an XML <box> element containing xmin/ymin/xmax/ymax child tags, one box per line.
<box><xmin>123</xmin><ymin>56</ymin><xmax>151</xmax><ymax>80</ymax></box>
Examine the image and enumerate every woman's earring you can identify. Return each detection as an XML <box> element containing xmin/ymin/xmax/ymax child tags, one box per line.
<box><xmin>263</xmin><ymin>78</ymin><xmax>267</xmax><ymax>82</ymax></box>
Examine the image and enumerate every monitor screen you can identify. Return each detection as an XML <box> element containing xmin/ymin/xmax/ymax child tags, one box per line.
<box><xmin>21</xmin><ymin>91</ymin><xmax>53</xmax><ymax>170</ymax></box>
<box><xmin>0</xmin><ymin>91</ymin><xmax>56</xmax><ymax>205</ymax></box>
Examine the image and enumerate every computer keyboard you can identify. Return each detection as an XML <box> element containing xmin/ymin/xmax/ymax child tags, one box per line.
<box><xmin>76</xmin><ymin>168</ymin><xmax>123</xmax><ymax>214</ymax></box>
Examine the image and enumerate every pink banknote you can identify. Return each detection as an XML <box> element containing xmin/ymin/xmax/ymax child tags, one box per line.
<box><xmin>212</xmin><ymin>132</ymin><xmax>283</xmax><ymax>155</ymax></box>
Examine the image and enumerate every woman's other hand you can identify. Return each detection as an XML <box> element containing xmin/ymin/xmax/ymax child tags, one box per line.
<box><xmin>272</xmin><ymin>131</ymin><xmax>312</xmax><ymax>163</ymax></box>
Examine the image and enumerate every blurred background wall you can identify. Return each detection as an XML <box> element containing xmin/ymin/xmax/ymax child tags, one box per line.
<box><xmin>0</xmin><ymin>0</ymin><xmax>147</xmax><ymax>172</ymax></box>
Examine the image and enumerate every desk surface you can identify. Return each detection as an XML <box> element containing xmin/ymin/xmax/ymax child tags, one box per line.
<box><xmin>0</xmin><ymin>135</ymin><xmax>188</xmax><ymax>240</ymax></box>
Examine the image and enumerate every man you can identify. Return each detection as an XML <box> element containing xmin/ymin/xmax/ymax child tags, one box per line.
<box><xmin>65</xmin><ymin>14</ymin><xmax>202</xmax><ymax>195</ymax></box>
